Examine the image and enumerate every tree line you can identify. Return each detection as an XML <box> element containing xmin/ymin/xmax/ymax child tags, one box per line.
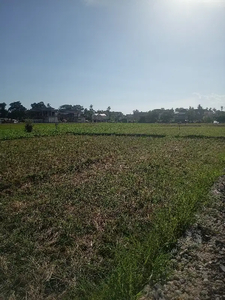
<box><xmin>0</xmin><ymin>101</ymin><xmax>224</xmax><ymax>123</ymax></box>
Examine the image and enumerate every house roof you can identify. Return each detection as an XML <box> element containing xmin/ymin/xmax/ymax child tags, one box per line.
<box><xmin>94</xmin><ymin>113</ymin><xmax>107</xmax><ymax>117</ymax></box>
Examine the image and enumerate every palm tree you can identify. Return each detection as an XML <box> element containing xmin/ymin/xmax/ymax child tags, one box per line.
<box><xmin>106</xmin><ymin>106</ymin><xmax>111</xmax><ymax>119</ymax></box>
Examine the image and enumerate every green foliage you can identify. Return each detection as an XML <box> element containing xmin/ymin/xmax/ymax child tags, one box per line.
<box><xmin>0</xmin><ymin>102</ymin><xmax>8</xmax><ymax>118</ymax></box>
<box><xmin>24</xmin><ymin>120</ymin><xmax>33</xmax><ymax>132</ymax></box>
<box><xmin>31</xmin><ymin>101</ymin><xmax>47</xmax><ymax>109</ymax></box>
<box><xmin>216</xmin><ymin>111</ymin><xmax>225</xmax><ymax>123</ymax></box>
<box><xmin>8</xmin><ymin>101</ymin><xmax>26</xmax><ymax>120</ymax></box>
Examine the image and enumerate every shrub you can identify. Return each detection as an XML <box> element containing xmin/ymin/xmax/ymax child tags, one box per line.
<box><xmin>25</xmin><ymin>120</ymin><xmax>33</xmax><ymax>132</ymax></box>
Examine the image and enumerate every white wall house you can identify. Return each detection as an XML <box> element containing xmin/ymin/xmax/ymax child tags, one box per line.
<box><xmin>92</xmin><ymin>113</ymin><xmax>109</xmax><ymax>122</ymax></box>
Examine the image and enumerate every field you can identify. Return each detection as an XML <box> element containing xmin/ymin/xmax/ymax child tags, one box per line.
<box><xmin>0</xmin><ymin>123</ymin><xmax>225</xmax><ymax>299</ymax></box>
<box><xmin>1</xmin><ymin>122</ymin><xmax>225</xmax><ymax>140</ymax></box>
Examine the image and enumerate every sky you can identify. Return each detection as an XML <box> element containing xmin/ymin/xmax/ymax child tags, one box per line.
<box><xmin>0</xmin><ymin>0</ymin><xmax>225</xmax><ymax>114</ymax></box>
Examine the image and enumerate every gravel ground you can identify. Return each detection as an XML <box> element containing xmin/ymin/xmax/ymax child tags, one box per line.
<box><xmin>140</xmin><ymin>176</ymin><xmax>225</xmax><ymax>300</ymax></box>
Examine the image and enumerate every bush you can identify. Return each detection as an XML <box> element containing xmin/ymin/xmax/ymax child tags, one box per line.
<box><xmin>25</xmin><ymin>120</ymin><xmax>33</xmax><ymax>132</ymax></box>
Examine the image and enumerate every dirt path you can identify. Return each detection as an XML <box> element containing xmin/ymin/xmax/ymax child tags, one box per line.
<box><xmin>140</xmin><ymin>176</ymin><xmax>225</xmax><ymax>300</ymax></box>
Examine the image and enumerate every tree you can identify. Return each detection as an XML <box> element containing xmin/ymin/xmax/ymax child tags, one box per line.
<box><xmin>175</xmin><ymin>107</ymin><xmax>187</xmax><ymax>113</ymax></box>
<box><xmin>106</xmin><ymin>106</ymin><xmax>111</xmax><ymax>119</ymax></box>
<box><xmin>0</xmin><ymin>102</ymin><xmax>8</xmax><ymax>118</ymax></box>
<box><xmin>196</xmin><ymin>104</ymin><xmax>204</xmax><ymax>121</ymax></box>
<box><xmin>149</xmin><ymin>109</ymin><xmax>161</xmax><ymax>123</ymax></box>
<box><xmin>31</xmin><ymin>102</ymin><xmax>47</xmax><ymax>109</ymax></box>
<box><xmin>110</xmin><ymin>111</ymin><xmax>124</xmax><ymax>122</ymax></box>
<box><xmin>160</xmin><ymin>109</ymin><xmax>174</xmax><ymax>123</ymax></box>
<box><xmin>215</xmin><ymin>111</ymin><xmax>225</xmax><ymax>123</ymax></box>
<box><xmin>84</xmin><ymin>105</ymin><xmax>95</xmax><ymax>121</ymax></box>
<box><xmin>138</xmin><ymin>116</ymin><xmax>146</xmax><ymax>123</ymax></box>
<box><xmin>8</xmin><ymin>101</ymin><xmax>26</xmax><ymax>120</ymax></box>
<box><xmin>73</xmin><ymin>105</ymin><xmax>84</xmax><ymax>115</ymax></box>
<box><xmin>59</xmin><ymin>105</ymin><xmax>84</xmax><ymax>114</ymax></box>
<box><xmin>197</xmin><ymin>104</ymin><xmax>203</xmax><ymax>111</ymax></box>
<box><xmin>187</xmin><ymin>107</ymin><xmax>195</xmax><ymax>122</ymax></box>
<box><xmin>203</xmin><ymin>114</ymin><xmax>213</xmax><ymax>123</ymax></box>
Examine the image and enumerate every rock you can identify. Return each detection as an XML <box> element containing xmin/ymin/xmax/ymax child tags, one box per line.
<box><xmin>219</xmin><ymin>264</ymin><xmax>225</xmax><ymax>272</ymax></box>
<box><xmin>172</xmin><ymin>275</ymin><xmax>180</xmax><ymax>281</ymax></box>
<box><xmin>180</xmin><ymin>278</ymin><xmax>186</xmax><ymax>284</ymax></box>
<box><xmin>175</xmin><ymin>289</ymin><xmax>182</xmax><ymax>296</ymax></box>
<box><xmin>200</xmin><ymin>289</ymin><xmax>208</xmax><ymax>296</ymax></box>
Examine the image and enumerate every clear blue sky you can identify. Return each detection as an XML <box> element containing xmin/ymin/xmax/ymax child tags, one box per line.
<box><xmin>1</xmin><ymin>0</ymin><xmax>224</xmax><ymax>113</ymax></box>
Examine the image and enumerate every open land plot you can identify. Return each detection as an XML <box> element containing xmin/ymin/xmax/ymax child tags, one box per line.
<box><xmin>0</xmin><ymin>131</ymin><xmax>225</xmax><ymax>299</ymax></box>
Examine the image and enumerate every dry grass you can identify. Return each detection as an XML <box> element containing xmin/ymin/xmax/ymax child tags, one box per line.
<box><xmin>0</xmin><ymin>133</ymin><xmax>224</xmax><ymax>299</ymax></box>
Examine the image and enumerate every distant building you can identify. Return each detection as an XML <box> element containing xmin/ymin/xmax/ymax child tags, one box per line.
<box><xmin>92</xmin><ymin>113</ymin><xmax>109</xmax><ymax>122</ymax></box>
<box><xmin>28</xmin><ymin>107</ymin><xmax>58</xmax><ymax>123</ymax></box>
<box><xmin>58</xmin><ymin>110</ymin><xmax>78</xmax><ymax>122</ymax></box>
<box><xmin>58</xmin><ymin>107</ymin><xmax>84</xmax><ymax>122</ymax></box>
<box><xmin>174</xmin><ymin>112</ymin><xmax>187</xmax><ymax>123</ymax></box>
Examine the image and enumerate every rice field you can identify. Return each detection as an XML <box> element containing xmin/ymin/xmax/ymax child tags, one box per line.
<box><xmin>0</xmin><ymin>122</ymin><xmax>225</xmax><ymax>140</ymax></box>
<box><xmin>0</xmin><ymin>123</ymin><xmax>225</xmax><ymax>299</ymax></box>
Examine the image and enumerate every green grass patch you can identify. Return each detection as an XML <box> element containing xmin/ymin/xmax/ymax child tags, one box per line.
<box><xmin>1</xmin><ymin>122</ymin><xmax>225</xmax><ymax>141</ymax></box>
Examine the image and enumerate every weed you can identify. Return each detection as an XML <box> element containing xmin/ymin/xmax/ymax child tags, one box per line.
<box><xmin>24</xmin><ymin>120</ymin><xmax>33</xmax><ymax>133</ymax></box>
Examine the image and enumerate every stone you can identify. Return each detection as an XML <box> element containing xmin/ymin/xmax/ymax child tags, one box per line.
<box><xmin>219</xmin><ymin>264</ymin><xmax>225</xmax><ymax>272</ymax></box>
<box><xmin>175</xmin><ymin>289</ymin><xmax>182</xmax><ymax>296</ymax></box>
<box><xmin>173</xmin><ymin>275</ymin><xmax>180</xmax><ymax>281</ymax></box>
<box><xmin>200</xmin><ymin>290</ymin><xmax>208</xmax><ymax>296</ymax></box>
